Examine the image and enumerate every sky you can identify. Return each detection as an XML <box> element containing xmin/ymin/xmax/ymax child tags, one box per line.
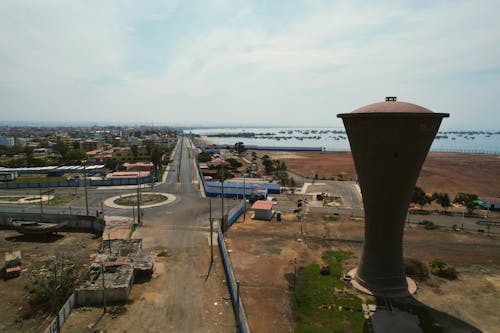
<box><xmin>0</xmin><ymin>1</ymin><xmax>499</xmax><ymax>129</ymax></box>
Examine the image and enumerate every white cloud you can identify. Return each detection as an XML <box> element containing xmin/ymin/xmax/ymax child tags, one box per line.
<box><xmin>0</xmin><ymin>1</ymin><xmax>499</xmax><ymax>128</ymax></box>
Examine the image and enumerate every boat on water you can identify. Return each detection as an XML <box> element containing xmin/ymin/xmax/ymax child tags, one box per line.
<box><xmin>12</xmin><ymin>220</ymin><xmax>66</xmax><ymax>235</ymax></box>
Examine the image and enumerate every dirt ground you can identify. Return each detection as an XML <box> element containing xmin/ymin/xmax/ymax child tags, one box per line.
<box><xmin>272</xmin><ymin>152</ymin><xmax>500</xmax><ymax>198</ymax></box>
<box><xmin>0</xmin><ymin>230</ymin><xmax>100</xmax><ymax>333</ymax></box>
<box><xmin>63</xmin><ymin>245</ymin><xmax>234</xmax><ymax>333</ymax></box>
<box><xmin>63</xmin><ymin>221</ymin><xmax>235</xmax><ymax>333</ymax></box>
<box><xmin>226</xmin><ymin>205</ymin><xmax>500</xmax><ymax>333</ymax></box>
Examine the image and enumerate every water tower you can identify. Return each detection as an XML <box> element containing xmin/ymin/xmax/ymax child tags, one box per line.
<box><xmin>338</xmin><ymin>97</ymin><xmax>448</xmax><ymax>297</ymax></box>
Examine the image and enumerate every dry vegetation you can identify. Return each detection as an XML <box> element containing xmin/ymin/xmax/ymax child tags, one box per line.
<box><xmin>273</xmin><ymin>151</ymin><xmax>500</xmax><ymax>198</ymax></box>
<box><xmin>226</xmin><ymin>208</ymin><xmax>499</xmax><ymax>333</ymax></box>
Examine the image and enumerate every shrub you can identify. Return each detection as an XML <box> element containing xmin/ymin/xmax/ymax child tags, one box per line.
<box><xmin>404</xmin><ymin>258</ymin><xmax>429</xmax><ymax>281</ymax></box>
<box><xmin>423</xmin><ymin>220</ymin><xmax>438</xmax><ymax>230</ymax></box>
<box><xmin>429</xmin><ymin>259</ymin><xmax>458</xmax><ymax>280</ymax></box>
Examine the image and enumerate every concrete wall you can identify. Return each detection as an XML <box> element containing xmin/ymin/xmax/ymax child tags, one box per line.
<box><xmin>75</xmin><ymin>268</ymin><xmax>135</xmax><ymax>306</ymax></box>
<box><xmin>75</xmin><ymin>284</ymin><xmax>131</xmax><ymax>305</ymax></box>
<box><xmin>0</xmin><ymin>212</ymin><xmax>105</xmax><ymax>234</ymax></box>
<box><xmin>254</xmin><ymin>209</ymin><xmax>273</xmax><ymax>220</ymax></box>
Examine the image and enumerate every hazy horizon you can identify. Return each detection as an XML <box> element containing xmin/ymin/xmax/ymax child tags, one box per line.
<box><xmin>1</xmin><ymin>120</ymin><xmax>499</xmax><ymax>133</ymax></box>
<box><xmin>1</xmin><ymin>1</ymin><xmax>499</xmax><ymax>129</ymax></box>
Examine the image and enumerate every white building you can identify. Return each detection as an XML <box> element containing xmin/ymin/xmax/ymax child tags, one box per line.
<box><xmin>0</xmin><ymin>136</ymin><xmax>15</xmax><ymax>147</ymax></box>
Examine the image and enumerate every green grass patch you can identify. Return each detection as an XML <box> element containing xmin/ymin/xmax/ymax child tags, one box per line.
<box><xmin>266</xmin><ymin>247</ymin><xmax>282</xmax><ymax>255</ymax></box>
<box><xmin>293</xmin><ymin>250</ymin><xmax>364</xmax><ymax>333</ymax></box>
<box><xmin>114</xmin><ymin>194</ymin><xmax>168</xmax><ymax>206</ymax></box>
<box><xmin>322</xmin><ymin>215</ymin><xmax>339</xmax><ymax>222</ymax></box>
<box><xmin>323</xmin><ymin>196</ymin><xmax>342</xmax><ymax>207</ymax></box>
<box><xmin>10</xmin><ymin>176</ymin><xmax>67</xmax><ymax>184</ymax></box>
<box><xmin>47</xmin><ymin>194</ymin><xmax>80</xmax><ymax>206</ymax></box>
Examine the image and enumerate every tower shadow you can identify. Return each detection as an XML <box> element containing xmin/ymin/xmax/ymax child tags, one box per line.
<box><xmin>364</xmin><ymin>295</ymin><xmax>482</xmax><ymax>333</ymax></box>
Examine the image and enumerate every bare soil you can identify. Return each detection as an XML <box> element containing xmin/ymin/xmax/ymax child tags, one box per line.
<box><xmin>0</xmin><ymin>230</ymin><xmax>100</xmax><ymax>333</ymax></box>
<box><xmin>273</xmin><ymin>152</ymin><xmax>500</xmax><ymax>198</ymax></box>
<box><xmin>226</xmin><ymin>204</ymin><xmax>500</xmax><ymax>333</ymax></box>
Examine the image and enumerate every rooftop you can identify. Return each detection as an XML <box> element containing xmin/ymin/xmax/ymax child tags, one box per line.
<box><xmin>251</xmin><ymin>200</ymin><xmax>273</xmax><ymax>210</ymax></box>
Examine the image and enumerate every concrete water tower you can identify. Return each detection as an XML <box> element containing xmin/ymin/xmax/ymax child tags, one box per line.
<box><xmin>338</xmin><ymin>97</ymin><xmax>448</xmax><ymax>297</ymax></box>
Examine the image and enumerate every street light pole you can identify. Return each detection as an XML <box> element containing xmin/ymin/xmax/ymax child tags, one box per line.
<box><xmin>100</xmin><ymin>261</ymin><xmax>107</xmax><ymax>314</ymax></box>
<box><xmin>461</xmin><ymin>206</ymin><xmax>465</xmax><ymax>230</ymax></box>
<box><xmin>83</xmin><ymin>160</ymin><xmax>89</xmax><ymax>216</ymax></box>
<box><xmin>137</xmin><ymin>176</ymin><xmax>141</xmax><ymax>225</ymax></box>
<box><xmin>209</xmin><ymin>198</ymin><xmax>213</xmax><ymax>265</ymax></box>
<box><xmin>39</xmin><ymin>183</ymin><xmax>43</xmax><ymax>221</ymax></box>
<box><xmin>243</xmin><ymin>175</ymin><xmax>246</xmax><ymax>221</ymax></box>
<box><xmin>221</xmin><ymin>163</ymin><xmax>225</xmax><ymax>231</ymax></box>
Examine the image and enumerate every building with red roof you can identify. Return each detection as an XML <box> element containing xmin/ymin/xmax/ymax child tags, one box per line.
<box><xmin>251</xmin><ymin>200</ymin><xmax>274</xmax><ymax>220</ymax></box>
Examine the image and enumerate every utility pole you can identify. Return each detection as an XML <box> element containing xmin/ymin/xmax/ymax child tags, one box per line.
<box><xmin>236</xmin><ymin>280</ymin><xmax>241</xmax><ymax>330</ymax></box>
<box><xmin>461</xmin><ymin>206</ymin><xmax>465</xmax><ymax>230</ymax></box>
<box><xmin>221</xmin><ymin>163</ymin><xmax>225</xmax><ymax>231</ymax></box>
<box><xmin>300</xmin><ymin>211</ymin><xmax>304</xmax><ymax>238</ymax></box>
<box><xmin>243</xmin><ymin>175</ymin><xmax>246</xmax><ymax>221</ymax></box>
<box><xmin>209</xmin><ymin>198</ymin><xmax>213</xmax><ymax>265</ymax></box>
<box><xmin>100</xmin><ymin>261</ymin><xmax>107</xmax><ymax>314</ymax></box>
<box><xmin>83</xmin><ymin>160</ymin><xmax>89</xmax><ymax>216</ymax></box>
<box><xmin>293</xmin><ymin>257</ymin><xmax>297</xmax><ymax>291</ymax></box>
<box><xmin>137</xmin><ymin>176</ymin><xmax>141</xmax><ymax>225</ymax></box>
<box><xmin>39</xmin><ymin>184</ymin><xmax>43</xmax><ymax>221</ymax></box>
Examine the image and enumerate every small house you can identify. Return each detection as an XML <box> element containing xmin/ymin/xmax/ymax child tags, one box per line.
<box><xmin>251</xmin><ymin>200</ymin><xmax>274</xmax><ymax>220</ymax></box>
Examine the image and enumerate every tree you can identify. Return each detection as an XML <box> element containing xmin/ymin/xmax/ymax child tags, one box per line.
<box><xmin>131</xmin><ymin>145</ymin><xmax>139</xmax><ymax>160</ymax></box>
<box><xmin>280</xmin><ymin>175</ymin><xmax>289</xmax><ymax>187</ymax></box>
<box><xmin>234</xmin><ymin>142</ymin><xmax>246</xmax><ymax>154</ymax></box>
<box><xmin>262</xmin><ymin>158</ymin><xmax>274</xmax><ymax>174</ymax></box>
<box><xmin>197</xmin><ymin>152</ymin><xmax>212</xmax><ymax>163</ymax></box>
<box><xmin>432</xmin><ymin>192</ymin><xmax>451</xmax><ymax>213</ymax></box>
<box><xmin>150</xmin><ymin>145</ymin><xmax>166</xmax><ymax>176</ymax></box>
<box><xmin>63</xmin><ymin>149</ymin><xmax>87</xmax><ymax>165</ymax></box>
<box><xmin>53</xmin><ymin>140</ymin><xmax>68</xmax><ymax>158</ymax></box>
<box><xmin>454</xmin><ymin>192</ymin><xmax>479</xmax><ymax>214</ymax></box>
<box><xmin>104</xmin><ymin>159</ymin><xmax>118</xmax><ymax>171</ymax></box>
<box><xmin>226</xmin><ymin>158</ymin><xmax>242</xmax><ymax>169</ymax></box>
<box><xmin>212</xmin><ymin>167</ymin><xmax>233</xmax><ymax>181</ymax></box>
<box><xmin>27</xmin><ymin>251</ymin><xmax>85</xmax><ymax>318</ymax></box>
<box><xmin>411</xmin><ymin>186</ymin><xmax>433</xmax><ymax>210</ymax></box>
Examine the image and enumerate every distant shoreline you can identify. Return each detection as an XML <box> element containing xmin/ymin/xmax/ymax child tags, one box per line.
<box><xmin>194</xmin><ymin>141</ymin><xmax>499</xmax><ymax>155</ymax></box>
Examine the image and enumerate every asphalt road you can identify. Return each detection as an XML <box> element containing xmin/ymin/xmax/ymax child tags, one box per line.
<box><xmin>107</xmin><ymin>136</ymin><xmax>235</xmax><ymax>332</ymax></box>
<box><xmin>0</xmin><ymin>137</ymin><xmax>236</xmax><ymax>332</ymax></box>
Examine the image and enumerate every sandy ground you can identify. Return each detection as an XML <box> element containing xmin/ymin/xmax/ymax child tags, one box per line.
<box><xmin>226</xmin><ymin>203</ymin><xmax>500</xmax><ymax>333</ymax></box>
<box><xmin>63</xmin><ymin>242</ymin><xmax>234</xmax><ymax>333</ymax></box>
<box><xmin>0</xmin><ymin>230</ymin><xmax>100</xmax><ymax>333</ymax></box>
<box><xmin>271</xmin><ymin>152</ymin><xmax>500</xmax><ymax>198</ymax></box>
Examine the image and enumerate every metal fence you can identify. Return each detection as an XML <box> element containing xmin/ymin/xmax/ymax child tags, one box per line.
<box><xmin>228</xmin><ymin>201</ymin><xmax>245</xmax><ymax>227</ymax></box>
<box><xmin>217</xmin><ymin>227</ymin><xmax>250</xmax><ymax>333</ymax></box>
<box><xmin>323</xmin><ymin>147</ymin><xmax>500</xmax><ymax>155</ymax></box>
<box><xmin>44</xmin><ymin>293</ymin><xmax>76</xmax><ymax>333</ymax></box>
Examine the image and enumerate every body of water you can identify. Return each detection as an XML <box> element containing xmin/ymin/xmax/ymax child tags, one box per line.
<box><xmin>186</xmin><ymin>127</ymin><xmax>500</xmax><ymax>154</ymax></box>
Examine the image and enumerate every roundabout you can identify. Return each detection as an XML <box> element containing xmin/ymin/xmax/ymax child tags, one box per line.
<box><xmin>104</xmin><ymin>192</ymin><xmax>176</xmax><ymax>209</ymax></box>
